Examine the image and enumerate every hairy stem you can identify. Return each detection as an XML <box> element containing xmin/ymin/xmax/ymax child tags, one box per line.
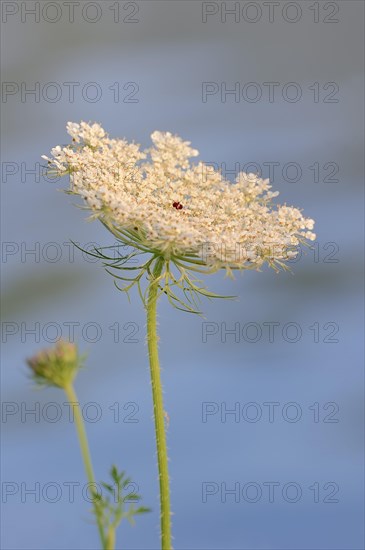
<box><xmin>64</xmin><ymin>384</ymin><xmax>107</xmax><ymax>550</ymax></box>
<box><xmin>105</xmin><ymin>526</ymin><xmax>116</xmax><ymax>550</ymax></box>
<box><xmin>146</xmin><ymin>257</ymin><xmax>172</xmax><ymax>549</ymax></box>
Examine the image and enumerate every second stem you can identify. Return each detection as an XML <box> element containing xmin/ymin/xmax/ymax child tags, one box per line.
<box><xmin>64</xmin><ymin>384</ymin><xmax>108</xmax><ymax>550</ymax></box>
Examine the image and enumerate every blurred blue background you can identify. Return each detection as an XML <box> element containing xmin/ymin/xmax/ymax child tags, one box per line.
<box><xmin>1</xmin><ymin>1</ymin><xmax>364</xmax><ymax>549</ymax></box>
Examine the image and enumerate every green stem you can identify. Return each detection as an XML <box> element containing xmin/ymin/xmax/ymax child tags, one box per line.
<box><xmin>146</xmin><ymin>257</ymin><xmax>172</xmax><ymax>549</ymax></box>
<box><xmin>64</xmin><ymin>384</ymin><xmax>107</xmax><ymax>550</ymax></box>
<box><xmin>106</xmin><ymin>526</ymin><xmax>116</xmax><ymax>550</ymax></box>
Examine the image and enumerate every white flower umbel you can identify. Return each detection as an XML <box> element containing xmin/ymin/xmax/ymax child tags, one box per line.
<box><xmin>43</xmin><ymin>122</ymin><xmax>315</xmax><ymax>275</ymax></box>
<box><xmin>44</xmin><ymin>122</ymin><xmax>316</xmax><ymax>550</ymax></box>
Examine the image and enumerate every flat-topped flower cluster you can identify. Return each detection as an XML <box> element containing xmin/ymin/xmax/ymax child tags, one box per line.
<box><xmin>43</xmin><ymin>121</ymin><xmax>315</xmax><ymax>271</ymax></box>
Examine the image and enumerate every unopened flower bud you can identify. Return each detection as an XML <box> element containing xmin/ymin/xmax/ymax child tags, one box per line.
<box><xmin>27</xmin><ymin>340</ymin><xmax>83</xmax><ymax>389</ymax></box>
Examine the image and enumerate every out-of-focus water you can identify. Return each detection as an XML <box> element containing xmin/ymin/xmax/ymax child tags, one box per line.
<box><xmin>1</xmin><ymin>2</ymin><xmax>364</xmax><ymax>549</ymax></box>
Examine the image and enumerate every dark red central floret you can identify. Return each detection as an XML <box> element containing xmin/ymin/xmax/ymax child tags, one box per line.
<box><xmin>172</xmin><ymin>201</ymin><xmax>183</xmax><ymax>210</ymax></box>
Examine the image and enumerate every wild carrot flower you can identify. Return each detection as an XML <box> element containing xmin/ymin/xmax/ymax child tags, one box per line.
<box><xmin>43</xmin><ymin>122</ymin><xmax>316</xmax><ymax>550</ymax></box>
<box><xmin>43</xmin><ymin>121</ymin><xmax>315</xmax><ymax>276</ymax></box>
<box><xmin>27</xmin><ymin>339</ymin><xmax>82</xmax><ymax>389</ymax></box>
<box><xmin>26</xmin><ymin>340</ymin><xmax>149</xmax><ymax>550</ymax></box>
